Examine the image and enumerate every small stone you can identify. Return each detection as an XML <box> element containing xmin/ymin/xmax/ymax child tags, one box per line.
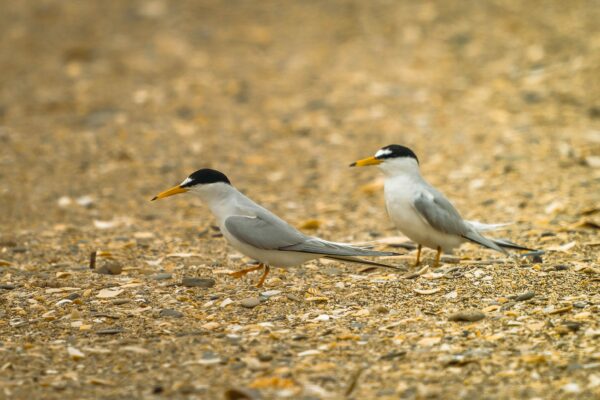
<box><xmin>96</xmin><ymin>262</ymin><xmax>123</xmax><ymax>275</ymax></box>
<box><xmin>67</xmin><ymin>346</ymin><xmax>85</xmax><ymax>360</ymax></box>
<box><xmin>0</xmin><ymin>284</ymin><xmax>16</xmax><ymax>290</ymax></box>
<box><xmin>152</xmin><ymin>273</ymin><xmax>172</xmax><ymax>280</ymax></box>
<box><xmin>96</xmin><ymin>327</ymin><xmax>124</xmax><ymax>335</ymax></box>
<box><xmin>554</xmin><ymin>264</ymin><xmax>569</xmax><ymax>271</ymax></box>
<box><xmin>65</xmin><ymin>293</ymin><xmax>80</xmax><ymax>301</ymax></box>
<box><xmin>111</xmin><ymin>299</ymin><xmax>130</xmax><ymax>305</ymax></box>
<box><xmin>515</xmin><ymin>291</ymin><xmax>535</xmax><ymax>301</ymax></box>
<box><xmin>380</xmin><ymin>350</ymin><xmax>406</xmax><ymax>360</ymax></box>
<box><xmin>181</xmin><ymin>277</ymin><xmax>215</xmax><ymax>288</ymax></box>
<box><xmin>563</xmin><ymin>321</ymin><xmax>582</xmax><ymax>332</ymax></box>
<box><xmin>257</xmin><ymin>353</ymin><xmax>273</xmax><ymax>362</ymax></box>
<box><xmin>449</xmin><ymin>309</ymin><xmax>486</xmax><ymax>322</ymax></box>
<box><xmin>260</xmin><ymin>290</ymin><xmax>281</xmax><ymax>298</ymax></box>
<box><xmin>159</xmin><ymin>309</ymin><xmax>184</xmax><ymax>318</ymax></box>
<box><xmin>375</xmin><ymin>306</ymin><xmax>389</xmax><ymax>314</ymax></box>
<box><xmin>97</xmin><ymin>288</ymin><xmax>124</xmax><ymax>298</ymax></box>
<box><xmin>76</xmin><ymin>195</ymin><xmax>94</xmax><ymax>207</ymax></box>
<box><xmin>224</xmin><ymin>387</ymin><xmax>261</xmax><ymax>400</ymax></box>
<box><xmin>220</xmin><ymin>298</ymin><xmax>234</xmax><ymax>307</ymax></box>
<box><xmin>573</xmin><ymin>302</ymin><xmax>587</xmax><ymax>309</ymax></box>
<box><xmin>285</xmin><ymin>293</ymin><xmax>302</xmax><ymax>302</ymax></box>
<box><xmin>202</xmin><ymin>322</ymin><xmax>220</xmax><ymax>331</ymax></box>
<box><xmin>240</xmin><ymin>297</ymin><xmax>261</xmax><ymax>308</ymax></box>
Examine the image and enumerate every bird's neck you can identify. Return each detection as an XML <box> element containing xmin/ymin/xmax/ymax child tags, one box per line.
<box><xmin>379</xmin><ymin>159</ymin><xmax>423</xmax><ymax>181</ymax></box>
<box><xmin>191</xmin><ymin>184</ymin><xmax>239</xmax><ymax>221</ymax></box>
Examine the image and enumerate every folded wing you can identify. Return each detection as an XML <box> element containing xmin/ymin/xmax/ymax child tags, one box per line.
<box><xmin>413</xmin><ymin>189</ymin><xmax>506</xmax><ymax>254</ymax></box>
<box><xmin>225</xmin><ymin>212</ymin><xmax>397</xmax><ymax>257</ymax></box>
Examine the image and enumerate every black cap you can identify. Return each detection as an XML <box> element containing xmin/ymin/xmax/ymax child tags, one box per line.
<box><xmin>376</xmin><ymin>144</ymin><xmax>419</xmax><ymax>163</ymax></box>
<box><xmin>181</xmin><ymin>169</ymin><xmax>231</xmax><ymax>187</ymax></box>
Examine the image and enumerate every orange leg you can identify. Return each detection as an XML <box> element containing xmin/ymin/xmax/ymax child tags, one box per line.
<box><xmin>414</xmin><ymin>244</ymin><xmax>422</xmax><ymax>267</ymax></box>
<box><xmin>229</xmin><ymin>263</ymin><xmax>263</xmax><ymax>279</ymax></box>
<box><xmin>434</xmin><ymin>246</ymin><xmax>442</xmax><ymax>268</ymax></box>
<box><xmin>256</xmin><ymin>265</ymin><xmax>270</xmax><ymax>288</ymax></box>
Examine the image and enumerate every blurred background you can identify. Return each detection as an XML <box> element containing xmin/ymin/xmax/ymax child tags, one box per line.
<box><xmin>0</xmin><ymin>0</ymin><xmax>598</xmax><ymax>234</ymax></box>
<box><xmin>1</xmin><ymin>2</ymin><xmax>599</xmax><ymax>399</ymax></box>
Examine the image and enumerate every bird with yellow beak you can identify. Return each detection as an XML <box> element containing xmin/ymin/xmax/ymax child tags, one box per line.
<box><xmin>153</xmin><ymin>168</ymin><xmax>401</xmax><ymax>287</ymax></box>
<box><xmin>351</xmin><ymin>144</ymin><xmax>534</xmax><ymax>267</ymax></box>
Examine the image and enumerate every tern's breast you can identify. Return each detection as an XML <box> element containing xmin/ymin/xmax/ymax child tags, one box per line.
<box><xmin>383</xmin><ymin>177</ymin><xmax>462</xmax><ymax>252</ymax></box>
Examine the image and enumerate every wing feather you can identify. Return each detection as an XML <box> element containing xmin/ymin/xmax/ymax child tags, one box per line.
<box><xmin>225</xmin><ymin>213</ymin><xmax>397</xmax><ymax>257</ymax></box>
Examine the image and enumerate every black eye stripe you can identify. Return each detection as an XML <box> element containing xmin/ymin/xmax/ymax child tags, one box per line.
<box><xmin>181</xmin><ymin>169</ymin><xmax>231</xmax><ymax>187</ymax></box>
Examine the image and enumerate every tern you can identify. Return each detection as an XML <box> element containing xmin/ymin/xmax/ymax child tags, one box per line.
<box><xmin>152</xmin><ymin>168</ymin><xmax>400</xmax><ymax>286</ymax></box>
<box><xmin>351</xmin><ymin>144</ymin><xmax>533</xmax><ymax>267</ymax></box>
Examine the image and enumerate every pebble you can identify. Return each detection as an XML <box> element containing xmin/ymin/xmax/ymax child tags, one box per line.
<box><xmin>152</xmin><ymin>273</ymin><xmax>172</xmax><ymax>280</ymax></box>
<box><xmin>159</xmin><ymin>309</ymin><xmax>184</xmax><ymax>318</ymax></box>
<box><xmin>260</xmin><ymin>290</ymin><xmax>281</xmax><ymax>298</ymax></box>
<box><xmin>257</xmin><ymin>353</ymin><xmax>273</xmax><ymax>362</ymax></box>
<box><xmin>563</xmin><ymin>321</ymin><xmax>582</xmax><ymax>332</ymax></box>
<box><xmin>449</xmin><ymin>309</ymin><xmax>486</xmax><ymax>322</ymax></box>
<box><xmin>224</xmin><ymin>387</ymin><xmax>261</xmax><ymax>400</ymax></box>
<box><xmin>514</xmin><ymin>291</ymin><xmax>535</xmax><ymax>301</ymax></box>
<box><xmin>240</xmin><ymin>297</ymin><xmax>261</xmax><ymax>308</ymax></box>
<box><xmin>67</xmin><ymin>346</ymin><xmax>85</xmax><ymax>360</ymax></box>
<box><xmin>285</xmin><ymin>293</ymin><xmax>302</xmax><ymax>302</ymax></box>
<box><xmin>380</xmin><ymin>350</ymin><xmax>406</xmax><ymax>360</ymax></box>
<box><xmin>65</xmin><ymin>293</ymin><xmax>80</xmax><ymax>301</ymax></box>
<box><xmin>181</xmin><ymin>277</ymin><xmax>215</xmax><ymax>288</ymax></box>
<box><xmin>0</xmin><ymin>284</ymin><xmax>16</xmax><ymax>290</ymax></box>
<box><xmin>554</xmin><ymin>264</ymin><xmax>569</xmax><ymax>271</ymax></box>
<box><xmin>97</xmin><ymin>288</ymin><xmax>124</xmax><ymax>298</ymax></box>
<box><xmin>96</xmin><ymin>262</ymin><xmax>123</xmax><ymax>275</ymax></box>
<box><xmin>96</xmin><ymin>327</ymin><xmax>124</xmax><ymax>335</ymax></box>
<box><xmin>111</xmin><ymin>299</ymin><xmax>130</xmax><ymax>305</ymax></box>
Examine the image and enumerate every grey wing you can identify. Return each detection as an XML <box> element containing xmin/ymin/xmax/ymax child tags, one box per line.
<box><xmin>225</xmin><ymin>212</ymin><xmax>397</xmax><ymax>257</ymax></box>
<box><xmin>224</xmin><ymin>213</ymin><xmax>306</xmax><ymax>250</ymax></box>
<box><xmin>413</xmin><ymin>189</ymin><xmax>506</xmax><ymax>254</ymax></box>
<box><xmin>412</xmin><ymin>189</ymin><xmax>468</xmax><ymax>235</ymax></box>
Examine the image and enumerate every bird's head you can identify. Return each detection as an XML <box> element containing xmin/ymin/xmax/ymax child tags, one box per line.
<box><xmin>151</xmin><ymin>168</ymin><xmax>231</xmax><ymax>201</ymax></box>
<box><xmin>350</xmin><ymin>144</ymin><xmax>419</xmax><ymax>176</ymax></box>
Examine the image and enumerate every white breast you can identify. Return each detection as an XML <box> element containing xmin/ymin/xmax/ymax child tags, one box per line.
<box><xmin>383</xmin><ymin>176</ymin><xmax>463</xmax><ymax>253</ymax></box>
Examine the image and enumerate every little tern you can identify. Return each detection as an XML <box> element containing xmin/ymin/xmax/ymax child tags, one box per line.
<box><xmin>350</xmin><ymin>144</ymin><xmax>533</xmax><ymax>267</ymax></box>
<box><xmin>152</xmin><ymin>168</ymin><xmax>400</xmax><ymax>286</ymax></box>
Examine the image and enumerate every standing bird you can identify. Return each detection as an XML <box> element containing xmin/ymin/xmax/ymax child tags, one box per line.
<box><xmin>152</xmin><ymin>168</ymin><xmax>400</xmax><ymax>286</ymax></box>
<box><xmin>350</xmin><ymin>145</ymin><xmax>533</xmax><ymax>267</ymax></box>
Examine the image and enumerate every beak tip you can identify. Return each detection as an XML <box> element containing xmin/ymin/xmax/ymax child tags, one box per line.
<box><xmin>349</xmin><ymin>162</ymin><xmax>356</xmax><ymax>167</ymax></box>
<box><xmin>151</xmin><ymin>196</ymin><xmax>158</xmax><ymax>201</ymax></box>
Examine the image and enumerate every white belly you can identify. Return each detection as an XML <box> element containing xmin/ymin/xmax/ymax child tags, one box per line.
<box><xmin>384</xmin><ymin>180</ymin><xmax>463</xmax><ymax>253</ymax></box>
<box><xmin>221</xmin><ymin>225</ymin><xmax>318</xmax><ymax>267</ymax></box>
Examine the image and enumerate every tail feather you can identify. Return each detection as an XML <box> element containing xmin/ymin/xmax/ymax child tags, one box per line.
<box><xmin>492</xmin><ymin>238</ymin><xmax>536</xmax><ymax>252</ymax></box>
<box><xmin>323</xmin><ymin>255</ymin><xmax>403</xmax><ymax>270</ymax></box>
<box><xmin>467</xmin><ymin>220</ymin><xmax>512</xmax><ymax>232</ymax></box>
<box><xmin>282</xmin><ymin>238</ymin><xmax>399</xmax><ymax>258</ymax></box>
<box><xmin>462</xmin><ymin>231</ymin><xmax>508</xmax><ymax>255</ymax></box>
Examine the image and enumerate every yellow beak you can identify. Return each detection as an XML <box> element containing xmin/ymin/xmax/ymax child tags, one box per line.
<box><xmin>151</xmin><ymin>185</ymin><xmax>188</xmax><ymax>201</ymax></box>
<box><xmin>349</xmin><ymin>156</ymin><xmax>382</xmax><ymax>167</ymax></box>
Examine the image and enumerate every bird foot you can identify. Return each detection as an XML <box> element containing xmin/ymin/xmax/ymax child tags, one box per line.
<box><xmin>229</xmin><ymin>264</ymin><xmax>263</xmax><ymax>279</ymax></box>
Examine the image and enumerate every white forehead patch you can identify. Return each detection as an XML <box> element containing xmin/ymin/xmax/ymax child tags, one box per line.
<box><xmin>375</xmin><ymin>148</ymin><xmax>392</xmax><ymax>158</ymax></box>
<box><xmin>180</xmin><ymin>177</ymin><xmax>193</xmax><ymax>186</ymax></box>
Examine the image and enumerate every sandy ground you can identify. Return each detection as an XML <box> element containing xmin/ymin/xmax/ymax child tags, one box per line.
<box><xmin>1</xmin><ymin>1</ymin><xmax>599</xmax><ymax>399</ymax></box>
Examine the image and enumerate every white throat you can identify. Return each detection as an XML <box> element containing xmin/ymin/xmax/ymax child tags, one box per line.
<box><xmin>378</xmin><ymin>157</ymin><xmax>421</xmax><ymax>179</ymax></box>
<box><xmin>186</xmin><ymin>182</ymin><xmax>238</xmax><ymax>220</ymax></box>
